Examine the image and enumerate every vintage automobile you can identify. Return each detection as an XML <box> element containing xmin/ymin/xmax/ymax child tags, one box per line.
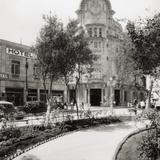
<box><xmin>0</xmin><ymin>101</ymin><xmax>24</xmax><ymax>120</ymax></box>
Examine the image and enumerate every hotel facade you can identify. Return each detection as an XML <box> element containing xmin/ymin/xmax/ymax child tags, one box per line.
<box><xmin>74</xmin><ymin>0</ymin><xmax>145</xmax><ymax>107</ymax></box>
<box><xmin>0</xmin><ymin>0</ymin><xmax>145</xmax><ymax>107</ymax></box>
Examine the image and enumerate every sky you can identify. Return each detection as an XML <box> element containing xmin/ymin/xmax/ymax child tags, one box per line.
<box><xmin>0</xmin><ymin>0</ymin><xmax>159</xmax><ymax>46</ymax></box>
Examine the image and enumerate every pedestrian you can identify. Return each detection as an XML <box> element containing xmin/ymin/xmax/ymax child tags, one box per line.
<box><xmin>133</xmin><ymin>99</ymin><xmax>138</xmax><ymax>115</ymax></box>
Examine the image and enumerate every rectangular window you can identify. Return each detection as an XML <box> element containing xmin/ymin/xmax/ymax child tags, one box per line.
<box><xmin>94</xmin><ymin>28</ymin><xmax>97</xmax><ymax>37</ymax></box>
<box><xmin>94</xmin><ymin>42</ymin><xmax>98</xmax><ymax>48</ymax></box>
<box><xmin>11</xmin><ymin>60</ymin><xmax>20</xmax><ymax>78</ymax></box>
<box><xmin>88</xmin><ymin>28</ymin><xmax>92</xmax><ymax>37</ymax></box>
<box><xmin>99</xmin><ymin>28</ymin><xmax>102</xmax><ymax>37</ymax></box>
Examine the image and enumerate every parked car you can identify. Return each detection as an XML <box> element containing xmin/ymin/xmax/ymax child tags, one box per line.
<box><xmin>0</xmin><ymin>101</ymin><xmax>25</xmax><ymax>120</ymax></box>
<box><xmin>0</xmin><ymin>101</ymin><xmax>15</xmax><ymax>120</ymax></box>
<box><xmin>0</xmin><ymin>101</ymin><xmax>15</xmax><ymax>113</ymax></box>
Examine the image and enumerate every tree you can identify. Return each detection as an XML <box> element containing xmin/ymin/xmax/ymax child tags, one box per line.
<box><xmin>126</xmin><ymin>13</ymin><xmax>160</xmax><ymax>108</ymax></box>
<box><xmin>116</xmin><ymin>33</ymin><xmax>146</xmax><ymax>100</ymax></box>
<box><xmin>35</xmin><ymin>14</ymin><xmax>63</xmax><ymax>125</ymax></box>
<box><xmin>36</xmin><ymin>14</ymin><xmax>96</xmax><ymax>123</ymax></box>
<box><xmin>56</xmin><ymin>20</ymin><xmax>96</xmax><ymax>117</ymax></box>
<box><xmin>55</xmin><ymin>20</ymin><xmax>79</xmax><ymax>103</ymax></box>
<box><xmin>72</xmin><ymin>30</ymin><xmax>96</xmax><ymax>117</ymax></box>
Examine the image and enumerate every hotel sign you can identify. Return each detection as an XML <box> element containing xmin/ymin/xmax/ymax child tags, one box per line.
<box><xmin>0</xmin><ymin>73</ymin><xmax>9</xmax><ymax>80</ymax></box>
<box><xmin>6</xmin><ymin>47</ymin><xmax>36</xmax><ymax>59</ymax></box>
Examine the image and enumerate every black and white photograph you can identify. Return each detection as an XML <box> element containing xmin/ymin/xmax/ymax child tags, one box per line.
<box><xmin>0</xmin><ymin>0</ymin><xmax>160</xmax><ymax>159</ymax></box>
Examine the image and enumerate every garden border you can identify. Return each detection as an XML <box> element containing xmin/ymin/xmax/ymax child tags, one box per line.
<box><xmin>5</xmin><ymin>128</ymin><xmax>82</xmax><ymax>160</ymax></box>
<box><xmin>4</xmin><ymin>117</ymin><xmax>121</xmax><ymax>160</ymax></box>
<box><xmin>113</xmin><ymin>126</ymin><xmax>152</xmax><ymax>160</ymax></box>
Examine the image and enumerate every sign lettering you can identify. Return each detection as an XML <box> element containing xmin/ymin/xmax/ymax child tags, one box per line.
<box><xmin>0</xmin><ymin>73</ymin><xmax>9</xmax><ymax>80</ymax></box>
<box><xmin>6</xmin><ymin>47</ymin><xmax>36</xmax><ymax>59</ymax></box>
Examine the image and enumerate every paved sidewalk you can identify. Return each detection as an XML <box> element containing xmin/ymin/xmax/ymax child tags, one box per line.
<box><xmin>14</xmin><ymin>121</ymin><xmax>145</xmax><ymax>160</ymax></box>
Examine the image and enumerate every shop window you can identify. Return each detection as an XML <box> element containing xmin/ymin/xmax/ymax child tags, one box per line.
<box><xmin>94</xmin><ymin>28</ymin><xmax>97</xmax><ymax>37</ymax></box>
<box><xmin>88</xmin><ymin>28</ymin><xmax>92</xmax><ymax>37</ymax></box>
<box><xmin>11</xmin><ymin>60</ymin><xmax>20</xmax><ymax>78</ymax></box>
<box><xmin>99</xmin><ymin>28</ymin><xmax>102</xmax><ymax>37</ymax></box>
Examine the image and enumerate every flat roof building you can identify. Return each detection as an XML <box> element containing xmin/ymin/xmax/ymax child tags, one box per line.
<box><xmin>0</xmin><ymin>39</ymin><xmax>66</xmax><ymax>106</ymax></box>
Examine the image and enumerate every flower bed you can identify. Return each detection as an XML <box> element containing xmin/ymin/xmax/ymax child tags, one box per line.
<box><xmin>0</xmin><ymin>116</ymin><xmax>120</xmax><ymax>160</ymax></box>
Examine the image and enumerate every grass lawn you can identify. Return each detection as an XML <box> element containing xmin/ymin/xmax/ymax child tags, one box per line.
<box><xmin>116</xmin><ymin>131</ymin><xmax>146</xmax><ymax>160</ymax></box>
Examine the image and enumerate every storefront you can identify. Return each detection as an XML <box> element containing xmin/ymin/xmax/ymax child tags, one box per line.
<box><xmin>6</xmin><ymin>88</ymin><xmax>24</xmax><ymax>106</ymax></box>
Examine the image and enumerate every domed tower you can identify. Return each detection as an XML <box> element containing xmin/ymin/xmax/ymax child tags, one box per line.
<box><xmin>76</xmin><ymin>0</ymin><xmax>121</xmax><ymax>82</ymax></box>
<box><xmin>77</xmin><ymin>0</ymin><xmax>115</xmax><ymax>27</ymax></box>
<box><xmin>75</xmin><ymin>0</ymin><xmax>126</xmax><ymax>107</ymax></box>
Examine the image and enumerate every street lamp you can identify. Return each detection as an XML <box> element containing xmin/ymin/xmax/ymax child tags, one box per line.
<box><xmin>25</xmin><ymin>57</ymin><xmax>28</xmax><ymax>102</ymax></box>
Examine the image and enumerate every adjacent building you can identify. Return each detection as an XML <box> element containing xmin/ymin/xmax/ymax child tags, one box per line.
<box><xmin>0</xmin><ymin>39</ymin><xmax>66</xmax><ymax>106</ymax></box>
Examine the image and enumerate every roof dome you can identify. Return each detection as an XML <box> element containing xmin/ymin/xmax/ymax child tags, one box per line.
<box><xmin>79</xmin><ymin>0</ymin><xmax>112</xmax><ymax>11</ymax></box>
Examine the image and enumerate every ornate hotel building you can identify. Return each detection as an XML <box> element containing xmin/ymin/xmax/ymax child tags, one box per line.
<box><xmin>73</xmin><ymin>0</ymin><xmax>145</xmax><ymax>107</ymax></box>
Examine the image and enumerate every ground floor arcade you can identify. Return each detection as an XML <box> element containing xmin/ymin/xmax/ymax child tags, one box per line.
<box><xmin>69</xmin><ymin>83</ymin><xmax>145</xmax><ymax>108</ymax></box>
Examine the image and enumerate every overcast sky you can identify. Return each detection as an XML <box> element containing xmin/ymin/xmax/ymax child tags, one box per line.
<box><xmin>0</xmin><ymin>0</ymin><xmax>159</xmax><ymax>46</ymax></box>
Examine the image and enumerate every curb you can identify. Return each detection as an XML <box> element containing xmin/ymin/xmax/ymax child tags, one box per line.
<box><xmin>113</xmin><ymin>126</ymin><xmax>152</xmax><ymax>160</ymax></box>
<box><xmin>5</xmin><ymin>130</ymin><xmax>77</xmax><ymax>160</ymax></box>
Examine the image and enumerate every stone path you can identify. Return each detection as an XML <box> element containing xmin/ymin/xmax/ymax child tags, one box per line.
<box><xmin>14</xmin><ymin>121</ymin><xmax>145</xmax><ymax>160</ymax></box>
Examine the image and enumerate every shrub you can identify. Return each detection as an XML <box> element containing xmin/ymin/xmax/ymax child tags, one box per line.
<box><xmin>138</xmin><ymin>130</ymin><xmax>159</xmax><ymax>160</ymax></box>
<box><xmin>137</xmin><ymin>109</ymin><xmax>160</xmax><ymax>160</ymax></box>
<box><xmin>23</xmin><ymin>101</ymin><xmax>47</xmax><ymax>114</ymax></box>
<box><xmin>0</xmin><ymin>127</ymin><xmax>21</xmax><ymax>142</ymax></box>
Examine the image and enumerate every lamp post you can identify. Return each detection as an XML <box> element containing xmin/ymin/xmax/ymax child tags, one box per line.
<box><xmin>25</xmin><ymin>57</ymin><xmax>28</xmax><ymax>103</ymax></box>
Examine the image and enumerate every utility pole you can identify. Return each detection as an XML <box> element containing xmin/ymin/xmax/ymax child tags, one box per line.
<box><xmin>25</xmin><ymin>57</ymin><xmax>28</xmax><ymax>103</ymax></box>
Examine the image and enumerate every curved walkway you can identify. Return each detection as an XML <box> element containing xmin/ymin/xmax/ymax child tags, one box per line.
<box><xmin>14</xmin><ymin>121</ymin><xmax>145</xmax><ymax>160</ymax></box>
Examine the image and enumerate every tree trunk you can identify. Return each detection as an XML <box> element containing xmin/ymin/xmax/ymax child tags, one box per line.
<box><xmin>45</xmin><ymin>77</ymin><xmax>53</xmax><ymax>126</ymax></box>
<box><xmin>45</xmin><ymin>98</ymin><xmax>52</xmax><ymax>125</ymax></box>
<box><xmin>146</xmin><ymin>78</ymin><xmax>154</xmax><ymax>109</ymax></box>
<box><xmin>75</xmin><ymin>78</ymin><xmax>80</xmax><ymax>119</ymax></box>
<box><xmin>64</xmin><ymin>78</ymin><xmax>70</xmax><ymax>103</ymax></box>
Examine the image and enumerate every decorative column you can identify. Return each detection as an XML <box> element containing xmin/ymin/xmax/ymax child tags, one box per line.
<box><xmin>37</xmin><ymin>88</ymin><xmax>40</xmax><ymax>101</ymax></box>
<box><xmin>88</xmin><ymin>89</ymin><xmax>90</xmax><ymax>107</ymax></box>
<box><xmin>101</xmin><ymin>88</ymin><xmax>104</xmax><ymax>106</ymax></box>
<box><xmin>109</xmin><ymin>77</ymin><xmax>116</xmax><ymax>114</ymax></box>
